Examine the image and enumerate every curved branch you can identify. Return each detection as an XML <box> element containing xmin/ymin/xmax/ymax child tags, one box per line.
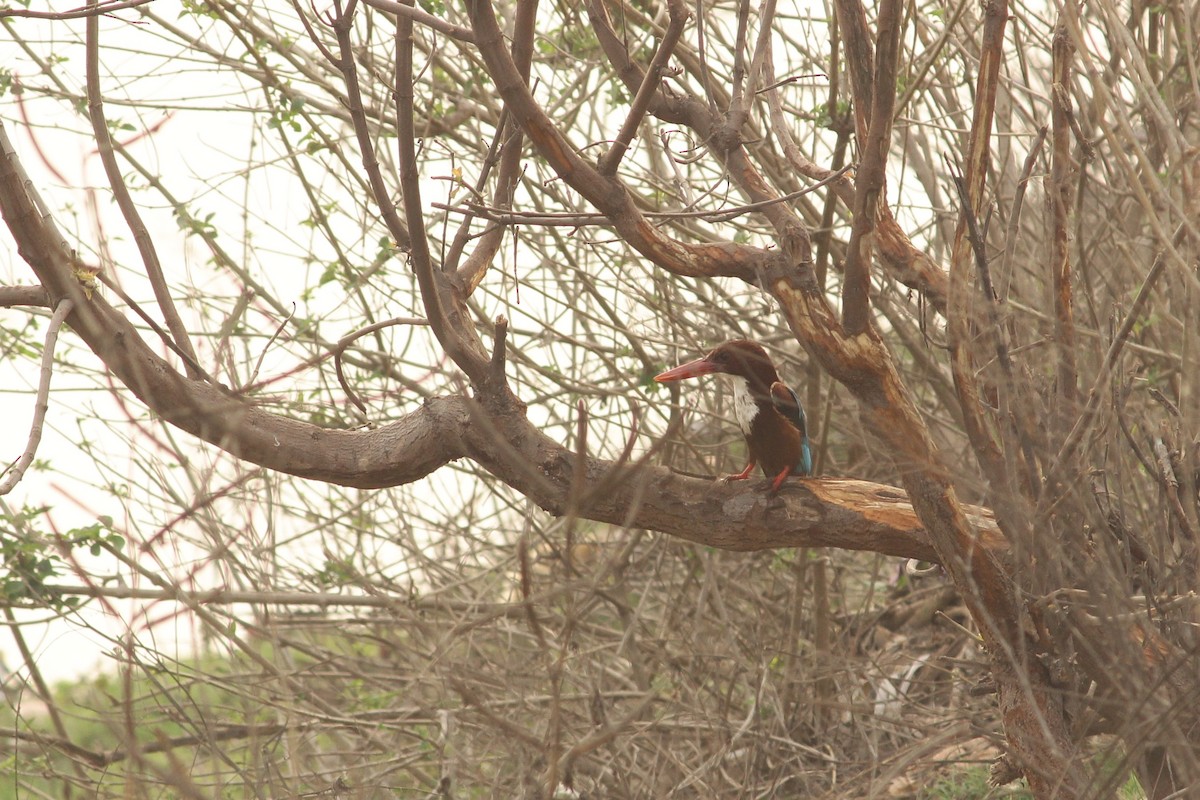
<box><xmin>328</xmin><ymin>3</ymin><xmax>412</xmax><ymax>250</ymax></box>
<box><xmin>86</xmin><ymin>5</ymin><xmax>201</xmax><ymax>378</ymax></box>
<box><xmin>833</xmin><ymin>0</ymin><xmax>950</xmax><ymax>314</ymax></box>
<box><xmin>0</xmin><ymin>121</ymin><xmax>999</xmax><ymax>566</ymax></box>
<box><xmin>393</xmin><ymin>0</ymin><xmax>492</xmax><ymax>383</ymax></box>
<box><xmin>841</xmin><ymin>0</ymin><xmax>902</xmax><ymax>335</ymax></box>
<box><xmin>0</xmin><ymin>298</ymin><xmax>73</xmax><ymax>496</ymax></box>
<box><xmin>448</xmin><ymin>0</ymin><xmax>535</xmax><ymax>292</ymax></box>
<box><xmin>596</xmin><ymin>0</ymin><xmax>688</xmax><ymax>176</ymax></box>
<box><xmin>362</xmin><ymin>0</ymin><xmax>476</xmax><ymax>41</ymax></box>
<box><xmin>466</xmin><ymin>0</ymin><xmax>776</xmax><ymax>280</ymax></box>
<box><xmin>586</xmin><ymin>0</ymin><xmax>812</xmax><ymax>243</ymax></box>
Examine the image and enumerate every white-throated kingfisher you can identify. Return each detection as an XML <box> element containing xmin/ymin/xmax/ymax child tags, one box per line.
<box><xmin>655</xmin><ymin>340</ymin><xmax>813</xmax><ymax>492</ymax></box>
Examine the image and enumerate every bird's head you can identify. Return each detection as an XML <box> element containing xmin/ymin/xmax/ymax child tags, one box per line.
<box><xmin>654</xmin><ymin>340</ymin><xmax>780</xmax><ymax>392</ymax></box>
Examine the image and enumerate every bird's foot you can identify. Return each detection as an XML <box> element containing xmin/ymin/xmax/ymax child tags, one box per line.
<box><xmin>719</xmin><ymin>462</ymin><xmax>757</xmax><ymax>485</ymax></box>
<box><xmin>768</xmin><ymin>468</ymin><xmax>795</xmax><ymax>494</ymax></box>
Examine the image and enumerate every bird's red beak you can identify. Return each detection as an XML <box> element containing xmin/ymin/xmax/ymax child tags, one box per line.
<box><xmin>654</xmin><ymin>357</ymin><xmax>719</xmax><ymax>382</ymax></box>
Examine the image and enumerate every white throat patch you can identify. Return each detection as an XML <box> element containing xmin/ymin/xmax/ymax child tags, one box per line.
<box><xmin>731</xmin><ymin>377</ymin><xmax>758</xmax><ymax>437</ymax></box>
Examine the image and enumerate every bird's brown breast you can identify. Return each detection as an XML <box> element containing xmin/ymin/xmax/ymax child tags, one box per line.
<box><xmin>747</xmin><ymin>406</ymin><xmax>803</xmax><ymax>476</ymax></box>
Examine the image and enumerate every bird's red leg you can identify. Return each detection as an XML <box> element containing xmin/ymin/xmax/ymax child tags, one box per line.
<box><xmin>722</xmin><ymin>460</ymin><xmax>757</xmax><ymax>483</ymax></box>
<box><xmin>769</xmin><ymin>466</ymin><xmax>793</xmax><ymax>493</ymax></box>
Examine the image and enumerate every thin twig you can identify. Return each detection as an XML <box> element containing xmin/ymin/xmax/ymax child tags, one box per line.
<box><xmin>0</xmin><ymin>0</ymin><xmax>151</xmax><ymax>19</ymax></box>
<box><xmin>556</xmin><ymin>693</ymin><xmax>657</xmax><ymax>789</ymax></box>
<box><xmin>0</xmin><ymin>298</ymin><xmax>73</xmax><ymax>495</ymax></box>
<box><xmin>1049</xmin><ymin>18</ymin><xmax>1079</xmax><ymax>410</ymax></box>
<box><xmin>247</xmin><ymin>303</ymin><xmax>294</xmax><ymax>387</ymax></box>
<box><xmin>361</xmin><ymin>0</ymin><xmax>475</xmax><ymax>41</ymax></box>
<box><xmin>331</xmin><ymin>315</ymin><xmax>429</xmax><ymax>414</ymax></box>
<box><xmin>998</xmin><ymin>126</ymin><xmax>1047</xmax><ymax>302</ymax></box>
<box><xmin>730</xmin><ymin>0</ymin><xmax>778</xmax><ymax>131</ymax></box>
<box><xmin>2</xmin><ymin>606</ymin><xmax>93</xmax><ymax>788</ymax></box>
<box><xmin>436</xmin><ymin>164</ymin><xmax>854</xmax><ymax>226</ymax></box>
<box><xmin>92</xmin><ymin>272</ymin><xmax>216</xmax><ymax>384</ymax></box>
<box><xmin>946</xmin><ymin>159</ymin><xmax>1039</xmax><ymax>496</ymax></box>
<box><xmin>0</xmin><ymin>722</ymin><xmax>296</xmax><ymax>769</ymax></box>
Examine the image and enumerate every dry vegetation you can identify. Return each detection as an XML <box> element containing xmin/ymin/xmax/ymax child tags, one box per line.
<box><xmin>0</xmin><ymin>0</ymin><xmax>1197</xmax><ymax>796</ymax></box>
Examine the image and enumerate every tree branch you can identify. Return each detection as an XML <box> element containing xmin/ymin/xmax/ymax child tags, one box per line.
<box><xmin>833</xmin><ymin>0</ymin><xmax>950</xmax><ymax>315</ymax></box>
<box><xmin>362</xmin><ymin>0</ymin><xmax>475</xmax><ymax>41</ymax></box>
<box><xmin>85</xmin><ymin>2</ymin><xmax>202</xmax><ymax>379</ymax></box>
<box><xmin>0</xmin><ymin>0</ymin><xmax>151</xmax><ymax>20</ymax></box>
<box><xmin>393</xmin><ymin>0</ymin><xmax>492</xmax><ymax>383</ymax></box>
<box><xmin>447</xmin><ymin>0</ymin><xmax>534</xmax><ymax>292</ymax></box>
<box><xmin>1050</xmin><ymin>18</ymin><xmax>1079</xmax><ymax>412</ymax></box>
<box><xmin>327</xmin><ymin>0</ymin><xmax>412</xmax><ymax>250</ymax></box>
<box><xmin>0</xmin><ymin>285</ymin><xmax>50</xmax><ymax>307</ymax></box>
<box><xmin>840</xmin><ymin>0</ymin><xmax>902</xmax><ymax>335</ymax></box>
<box><xmin>0</xmin><ymin>298</ymin><xmax>72</xmax><ymax>496</ymax></box>
<box><xmin>0</xmin><ymin>114</ymin><xmax>1010</xmax><ymax>565</ymax></box>
<box><xmin>470</xmin><ymin>0</ymin><xmax>777</xmax><ymax>279</ymax></box>
<box><xmin>597</xmin><ymin>0</ymin><xmax>688</xmax><ymax>176</ymax></box>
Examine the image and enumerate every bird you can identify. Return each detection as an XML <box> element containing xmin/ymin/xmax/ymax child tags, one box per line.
<box><xmin>655</xmin><ymin>340</ymin><xmax>813</xmax><ymax>492</ymax></box>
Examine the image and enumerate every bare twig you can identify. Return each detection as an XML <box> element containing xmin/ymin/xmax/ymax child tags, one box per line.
<box><xmin>436</xmin><ymin>164</ymin><xmax>854</xmax><ymax>225</ymax></box>
<box><xmin>1049</xmin><ymin>17</ymin><xmax>1079</xmax><ymax>411</ymax></box>
<box><xmin>0</xmin><ymin>298</ymin><xmax>73</xmax><ymax>496</ymax></box>
<box><xmin>1154</xmin><ymin>426</ymin><xmax>1197</xmax><ymax>545</ymax></box>
<box><xmin>998</xmin><ymin>126</ymin><xmax>1048</xmax><ymax>301</ymax></box>
<box><xmin>246</xmin><ymin>304</ymin><xmax>294</xmax><ymax>387</ymax></box>
<box><xmin>762</xmin><ymin>42</ymin><xmax>854</xmax><ymax>207</ymax></box>
<box><xmin>1044</xmin><ymin>223</ymin><xmax>1184</xmax><ymax>490</ymax></box>
<box><xmin>0</xmin><ymin>0</ymin><xmax>151</xmax><ymax>19</ymax></box>
<box><xmin>92</xmin><ymin>271</ymin><xmax>217</xmax><ymax>384</ymax></box>
<box><xmin>361</xmin><ymin>0</ymin><xmax>475</xmax><ymax>41</ymax></box>
<box><xmin>555</xmin><ymin>693</ymin><xmax>656</xmax><ymax>787</ymax></box>
<box><xmin>332</xmin><ymin>315</ymin><xmax>429</xmax><ymax>415</ymax></box>
<box><xmin>0</xmin><ymin>723</ymin><xmax>296</xmax><ymax>769</ymax></box>
<box><xmin>2</xmin><ymin>606</ymin><xmax>92</xmax><ymax>789</ymax></box>
<box><xmin>946</xmin><ymin>160</ymin><xmax>1040</xmax><ymax>497</ymax></box>
<box><xmin>944</xmin><ymin>0</ymin><xmax>1018</xmax><ymax>506</ymax></box>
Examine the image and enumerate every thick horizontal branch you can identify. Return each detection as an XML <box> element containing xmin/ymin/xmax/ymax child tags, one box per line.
<box><xmin>0</xmin><ymin>285</ymin><xmax>50</xmax><ymax>307</ymax></box>
<box><xmin>0</xmin><ymin>120</ymin><xmax>1001</xmax><ymax>566</ymax></box>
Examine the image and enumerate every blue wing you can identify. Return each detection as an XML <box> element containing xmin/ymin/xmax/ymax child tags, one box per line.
<box><xmin>770</xmin><ymin>381</ymin><xmax>813</xmax><ymax>476</ymax></box>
